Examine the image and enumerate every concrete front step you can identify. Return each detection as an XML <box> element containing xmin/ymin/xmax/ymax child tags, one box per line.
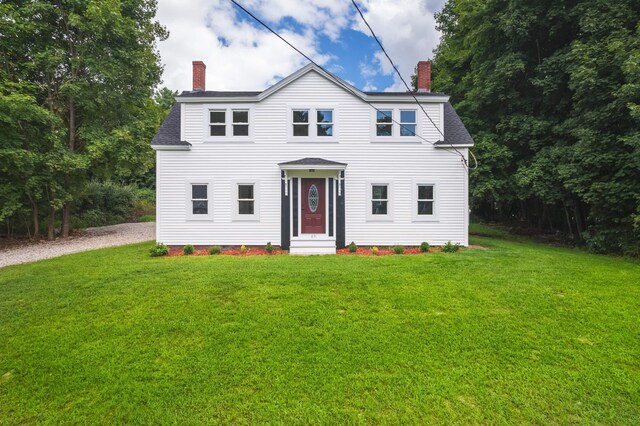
<box><xmin>290</xmin><ymin>237</ymin><xmax>336</xmax><ymax>255</ymax></box>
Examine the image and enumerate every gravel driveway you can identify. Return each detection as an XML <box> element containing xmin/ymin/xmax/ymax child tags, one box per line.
<box><xmin>0</xmin><ymin>222</ymin><xmax>155</xmax><ymax>269</ymax></box>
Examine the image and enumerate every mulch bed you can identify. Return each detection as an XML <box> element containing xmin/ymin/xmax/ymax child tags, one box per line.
<box><xmin>167</xmin><ymin>247</ymin><xmax>287</xmax><ymax>257</ymax></box>
<box><xmin>336</xmin><ymin>247</ymin><xmax>445</xmax><ymax>256</ymax></box>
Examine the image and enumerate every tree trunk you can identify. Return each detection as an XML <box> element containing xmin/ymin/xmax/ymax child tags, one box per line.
<box><xmin>32</xmin><ymin>203</ymin><xmax>39</xmax><ymax>239</ymax></box>
<box><xmin>573</xmin><ymin>198</ymin><xmax>585</xmax><ymax>237</ymax></box>
<box><xmin>61</xmin><ymin>203</ymin><xmax>71</xmax><ymax>238</ymax></box>
<box><xmin>61</xmin><ymin>97</ymin><xmax>76</xmax><ymax>238</ymax></box>
<box><xmin>48</xmin><ymin>207</ymin><xmax>56</xmax><ymax>241</ymax></box>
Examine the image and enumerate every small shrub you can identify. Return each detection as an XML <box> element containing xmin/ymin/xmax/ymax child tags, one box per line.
<box><xmin>442</xmin><ymin>241</ymin><xmax>460</xmax><ymax>253</ymax></box>
<box><xmin>183</xmin><ymin>244</ymin><xmax>194</xmax><ymax>255</ymax></box>
<box><xmin>348</xmin><ymin>241</ymin><xmax>357</xmax><ymax>253</ymax></box>
<box><xmin>371</xmin><ymin>246</ymin><xmax>379</xmax><ymax>255</ymax></box>
<box><xmin>420</xmin><ymin>241</ymin><xmax>430</xmax><ymax>253</ymax></box>
<box><xmin>265</xmin><ymin>242</ymin><xmax>273</xmax><ymax>254</ymax></box>
<box><xmin>240</xmin><ymin>245</ymin><xmax>247</xmax><ymax>253</ymax></box>
<box><xmin>149</xmin><ymin>242</ymin><xmax>168</xmax><ymax>257</ymax></box>
<box><xmin>393</xmin><ymin>245</ymin><xmax>405</xmax><ymax>254</ymax></box>
<box><xmin>209</xmin><ymin>246</ymin><xmax>221</xmax><ymax>255</ymax></box>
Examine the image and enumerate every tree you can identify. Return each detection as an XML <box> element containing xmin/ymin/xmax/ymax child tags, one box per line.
<box><xmin>0</xmin><ymin>0</ymin><xmax>167</xmax><ymax>238</ymax></box>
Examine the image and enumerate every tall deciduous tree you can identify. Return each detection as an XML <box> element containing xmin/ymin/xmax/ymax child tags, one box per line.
<box><xmin>0</xmin><ymin>0</ymin><xmax>167</xmax><ymax>237</ymax></box>
<box><xmin>432</xmin><ymin>0</ymin><xmax>640</xmax><ymax>254</ymax></box>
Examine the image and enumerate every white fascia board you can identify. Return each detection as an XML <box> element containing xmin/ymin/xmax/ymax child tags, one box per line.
<box><xmin>151</xmin><ymin>144</ymin><xmax>191</xmax><ymax>151</ymax></box>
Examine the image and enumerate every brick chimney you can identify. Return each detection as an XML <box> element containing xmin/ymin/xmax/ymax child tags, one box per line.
<box><xmin>416</xmin><ymin>60</ymin><xmax>431</xmax><ymax>92</ymax></box>
<box><xmin>192</xmin><ymin>61</ymin><xmax>206</xmax><ymax>91</ymax></box>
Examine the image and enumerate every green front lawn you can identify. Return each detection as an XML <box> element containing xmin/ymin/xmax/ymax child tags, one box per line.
<box><xmin>1</xmin><ymin>236</ymin><xmax>639</xmax><ymax>424</ymax></box>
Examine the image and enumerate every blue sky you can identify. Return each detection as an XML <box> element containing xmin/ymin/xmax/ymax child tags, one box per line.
<box><xmin>156</xmin><ymin>0</ymin><xmax>445</xmax><ymax>92</ymax></box>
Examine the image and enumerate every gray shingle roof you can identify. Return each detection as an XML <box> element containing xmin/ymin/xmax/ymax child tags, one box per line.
<box><xmin>438</xmin><ymin>102</ymin><xmax>474</xmax><ymax>147</ymax></box>
<box><xmin>278</xmin><ymin>158</ymin><xmax>347</xmax><ymax>167</ymax></box>
<box><xmin>364</xmin><ymin>91</ymin><xmax>446</xmax><ymax>97</ymax></box>
<box><xmin>179</xmin><ymin>90</ymin><xmax>262</xmax><ymax>97</ymax></box>
<box><xmin>151</xmin><ymin>104</ymin><xmax>190</xmax><ymax>146</ymax></box>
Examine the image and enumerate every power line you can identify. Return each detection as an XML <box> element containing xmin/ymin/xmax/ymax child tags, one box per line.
<box><xmin>350</xmin><ymin>0</ymin><xmax>475</xmax><ymax>170</ymax></box>
<box><xmin>228</xmin><ymin>0</ymin><xmax>473</xmax><ymax>169</ymax></box>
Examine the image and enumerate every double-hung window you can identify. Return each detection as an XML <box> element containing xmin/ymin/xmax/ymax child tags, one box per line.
<box><xmin>209</xmin><ymin>111</ymin><xmax>226</xmax><ymax>136</ymax></box>
<box><xmin>292</xmin><ymin>110</ymin><xmax>309</xmax><ymax>136</ymax></box>
<box><xmin>417</xmin><ymin>184</ymin><xmax>434</xmax><ymax>216</ymax></box>
<box><xmin>238</xmin><ymin>184</ymin><xmax>255</xmax><ymax>215</ymax></box>
<box><xmin>371</xmin><ymin>185</ymin><xmax>388</xmax><ymax>215</ymax></box>
<box><xmin>191</xmin><ymin>184</ymin><xmax>209</xmax><ymax>216</ymax></box>
<box><xmin>376</xmin><ymin>110</ymin><xmax>393</xmax><ymax>136</ymax></box>
<box><xmin>400</xmin><ymin>110</ymin><xmax>417</xmax><ymax>136</ymax></box>
<box><xmin>232</xmin><ymin>110</ymin><xmax>249</xmax><ymax>136</ymax></box>
<box><xmin>317</xmin><ymin>110</ymin><xmax>333</xmax><ymax>136</ymax></box>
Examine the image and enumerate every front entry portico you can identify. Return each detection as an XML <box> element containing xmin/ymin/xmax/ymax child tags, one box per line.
<box><xmin>278</xmin><ymin>158</ymin><xmax>347</xmax><ymax>255</ymax></box>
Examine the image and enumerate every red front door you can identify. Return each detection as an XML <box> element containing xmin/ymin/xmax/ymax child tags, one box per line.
<box><xmin>301</xmin><ymin>178</ymin><xmax>325</xmax><ymax>234</ymax></box>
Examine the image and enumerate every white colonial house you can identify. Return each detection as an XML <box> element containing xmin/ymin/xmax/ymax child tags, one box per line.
<box><xmin>151</xmin><ymin>60</ymin><xmax>474</xmax><ymax>254</ymax></box>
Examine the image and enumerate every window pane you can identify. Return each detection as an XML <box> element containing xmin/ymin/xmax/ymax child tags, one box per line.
<box><xmin>317</xmin><ymin>110</ymin><xmax>332</xmax><ymax>123</ymax></box>
<box><xmin>293</xmin><ymin>124</ymin><xmax>309</xmax><ymax>136</ymax></box>
<box><xmin>376</xmin><ymin>110</ymin><xmax>392</xmax><ymax>123</ymax></box>
<box><xmin>210</xmin><ymin>111</ymin><xmax>225</xmax><ymax>123</ymax></box>
<box><xmin>238</xmin><ymin>184</ymin><xmax>253</xmax><ymax>199</ymax></box>
<box><xmin>233</xmin><ymin>110</ymin><xmax>248</xmax><ymax>123</ymax></box>
<box><xmin>192</xmin><ymin>184</ymin><xmax>207</xmax><ymax>199</ymax></box>
<box><xmin>418</xmin><ymin>201</ymin><xmax>433</xmax><ymax>215</ymax></box>
<box><xmin>192</xmin><ymin>200</ymin><xmax>208</xmax><ymax>215</ymax></box>
<box><xmin>376</xmin><ymin>124</ymin><xmax>392</xmax><ymax>136</ymax></box>
<box><xmin>372</xmin><ymin>201</ymin><xmax>388</xmax><ymax>215</ymax></box>
<box><xmin>239</xmin><ymin>200</ymin><xmax>254</xmax><ymax>215</ymax></box>
<box><xmin>400</xmin><ymin>124</ymin><xmax>416</xmax><ymax>136</ymax></box>
<box><xmin>372</xmin><ymin>185</ymin><xmax>387</xmax><ymax>200</ymax></box>
<box><xmin>418</xmin><ymin>185</ymin><xmax>434</xmax><ymax>200</ymax></box>
<box><xmin>400</xmin><ymin>110</ymin><xmax>416</xmax><ymax>123</ymax></box>
<box><xmin>293</xmin><ymin>110</ymin><xmax>308</xmax><ymax>123</ymax></box>
<box><xmin>233</xmin><ymin>124</ymin><xmax>249</xmax><ymax>136</ymax></box>
<box><xmin>317</xmin><ymin>124</ymin><xmax>333</xmax><ymax>136</ymax></box>
<box><xmin>210</xmin><ymin>125</ymin><xmax>225</xmax><ymax>136</ymax></box>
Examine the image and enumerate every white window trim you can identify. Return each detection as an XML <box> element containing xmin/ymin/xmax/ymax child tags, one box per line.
<box><xmin>412</xmin><ymin>180</ymin><xmax>439</xmax><ymax>222</ymax></box>
<box><xmin>366</xmin><ymin>181</ymin><xmax>394</xmax><ymax>222</ymax></box>
<box><xmin>203</xmin><ymin>105</ymin><xmax>253</xmax><ymax>142</ymax></box>
<box><xmin>185</xmin><ymin>181</ymin><xmax>213</xmax><ymax>221</ymax></box>
<box><xmin>287</xmin><ymin>105</ymin><xmax>338</xmax><ymax>142</ymax></box>
<box><xmin>232</xmin><ymin>180</ymin><xmax>260</xmax><ymax>221</ymax></box>
<box><xmin>371</xmin><ymin>107</ymin><xmax>422</xmax><ymax>143</ymax></box>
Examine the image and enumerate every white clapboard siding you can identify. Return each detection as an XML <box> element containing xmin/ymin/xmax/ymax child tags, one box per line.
<box><xmin>156</xmin><ymin>70</ymin><xmax>469</xmax><ymax>246</ymax></box>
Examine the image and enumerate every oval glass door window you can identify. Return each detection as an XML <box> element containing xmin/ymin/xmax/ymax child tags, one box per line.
<box><xmin>308</xmin><ymin>184</ymin><xmax>319</xmax><ymax>212</ymax></box>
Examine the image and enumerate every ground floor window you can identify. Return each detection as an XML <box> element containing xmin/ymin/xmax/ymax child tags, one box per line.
<box><xmin>371</xmin><ymin>184</ymin><xmax>388</xmax><ymax>215</ymax></box>
<box><xmin>238</xmin><ymin>184</ymin><xmax>255</xmax><ymax>215</ymax></box>
<box><xmin>191</xmin><ymin>184</ymin><xmax>208</xmax><ymax>215</ymax></box>
<box><xmin>417</xmin><ymin>184</ymin><xmax>434</xmax><ymax>215</ymax></box>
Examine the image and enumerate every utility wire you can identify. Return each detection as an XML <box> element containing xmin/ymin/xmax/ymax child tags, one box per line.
<box><xmin>350</xmin><ymin>0</ymin><xmax>477</xmax><ymax>170</ymax></box>
<box><xmin>229</xmin><ymin>0</ymin><xmax>473</xmax><ymax>169</ymax></box>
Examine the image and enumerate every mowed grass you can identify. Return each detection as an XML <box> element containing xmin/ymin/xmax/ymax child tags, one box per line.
<box><xmin>0</xmin><ymin>236</ymin><xmax>639</xmax><ymax>424</ymax></box>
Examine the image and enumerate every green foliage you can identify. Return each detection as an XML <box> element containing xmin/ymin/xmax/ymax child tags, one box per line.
<box><xmin>183</xmin><ymin>245</ymin><xmax>194</xmax><ymax>255</ymax></box>
<box><xmin>348</xmin><ymin>241</ymin><xmax>357</xmax><ymax>253</ymax></box>
<box><xmin>420</xmin><ymin>241</ymin><xmax>430</xmax><ymax>253</ymax></box>
<box><xmin>433</xmin><ymin>0</ymin><xmax>640</xmax><ymax>256</ymax></box>
<box><xmin>209</xmin><ymin>246</ymin><xmax>222</xmax><ymax>255</ymax></box>
<box><xmin>0</xmin><ymin>0</ymin><xmax>168</xmax><ymax>237</ymax></box>
<box><xmin>441</xmin><ymin>241</ymin><xmax>460</xmax><ymax>253</ymax></box>
<box><xmin>138</xmin><ymin>215</ymin><xmax>156</xmax><ymax>223</ymax></box>
<box><xmin>73</xmin><ymin>181</ymin><xmax>137</xmax><ymax>228</ymax></box>
<box><xmin>392</xmin><ymin>245</ymin><xmax>405</xmax><ymax>254</ymax></box>
<box><xmin>265</xmin><ymin>242</ymin><xmax>273</xmax><ymax>254</ymax></box>
<box><xmin>149</xmin><ymin>242</ymin><xmax>168</xmax><ymax>257</ymax></box>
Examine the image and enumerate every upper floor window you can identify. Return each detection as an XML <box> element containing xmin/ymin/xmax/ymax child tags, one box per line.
<box><xmin>233</xmin><ymin>110</ymin><xmax>249</xmax><ymax>136</ymax></box>
<box><xmin>292</xmin><ymin>110</ymin><xmax>309</xmax><ymax>136</ymax></box>
<box><xmin>317</xmin><ymin>110</ymin><xmax>333</xmax><ymax>136</ymax></box>
<box><xmin>207</xmin><ymin>108</ymin><xmax>251</xmax><ymax>139</ymax></box>
<box><xmin>209</xmin><ymin>111</ymin><xmax>225</xmax><ymax>136</ymax></box>
<box><xmin>376</xmin><ymin>110</ymin><xmax>393</xmax><ymax>136</ymax></box>
<box><xmin>400</xmin><ymin>110</ymin><xmax>416</xmax><ymax>136</ymax></box>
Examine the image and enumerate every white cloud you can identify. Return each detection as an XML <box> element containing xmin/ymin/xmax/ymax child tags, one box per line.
<box><xmin>352</xmin><ymin>0</ymin><xmax>443</xmax><ymax>91</ymax></box>
<box><xmin>155</xmin><ymin>0</ymin><xmax>443</xmax><ymax>92</ymax></box>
